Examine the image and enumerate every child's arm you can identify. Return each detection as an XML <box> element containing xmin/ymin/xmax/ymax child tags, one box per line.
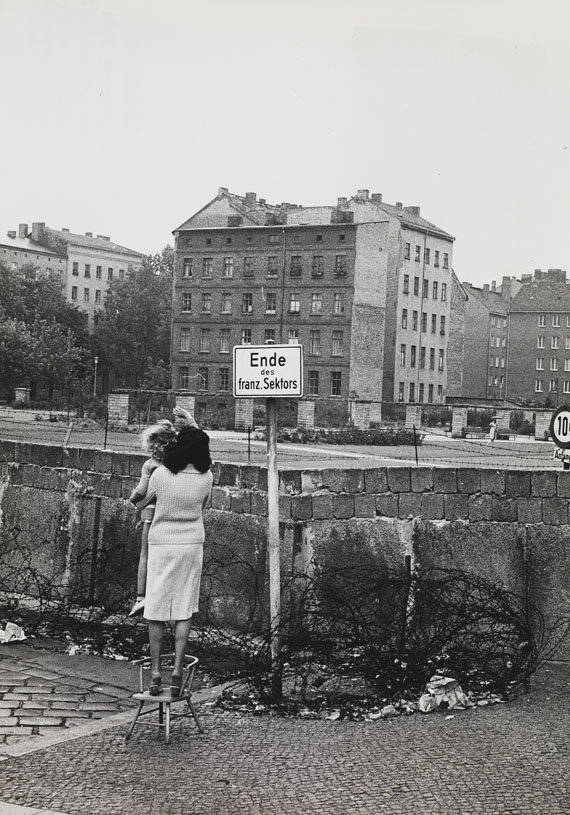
<box><xmin>129</xmin><ymin>459</ymin><xmax>159</xmax><ymax>504</ymax></box>
<box><xmin>173</xmin><ymin>405</ymin><xmax>199</xmax><ymax>429</ymax></box>
<box><xmin>136</xmin><ymin>469</ymin><xmax>159</xmax><ymax>511</ymax></box>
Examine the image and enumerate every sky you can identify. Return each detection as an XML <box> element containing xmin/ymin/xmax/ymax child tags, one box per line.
<box><xmin>0</xmin><ymin>0</ymin><xmax>569</xmax><ymax>288</ymax></box>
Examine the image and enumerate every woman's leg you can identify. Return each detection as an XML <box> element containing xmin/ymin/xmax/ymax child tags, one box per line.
<box><xmin>136</xmin><ymin>524</ymin><xmax>150</xmax><ymax>597</ymax></box>
<box><xmin>148</xmin><ymin>620</ymin><xmax>165</xmax><ymax>680</ymax></box>
<box><xmin>172</xmin><ymin>617</ymin><xmax>192</xmax><ymax>678</ymax></box>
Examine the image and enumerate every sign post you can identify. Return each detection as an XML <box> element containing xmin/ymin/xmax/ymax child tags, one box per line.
<box><xmin>233</xmin><ymin>344</ymin><xmax>303</xmax><ymax>698</ymax></box>
<box><xmin>549</xmin><ymin>405</ymin><xmax>570</xmax><ymax>469</ymax></box>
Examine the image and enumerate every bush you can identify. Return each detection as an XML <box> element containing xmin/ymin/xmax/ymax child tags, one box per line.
<box><xmin>277</xmin><ymin>427</ymin><xmax>420</xmax><ymax>446</ymax></box>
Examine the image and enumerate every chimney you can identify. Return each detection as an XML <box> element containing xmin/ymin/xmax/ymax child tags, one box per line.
<box><xmin>245</xmin><ymin>191</ymin><xmax>257</xmax><ymax>207</ymax></box>
<box><xmin>7</xmin><ymin>230</ymin><xmax>16</xmax><ymax>239</ymax></box>
<box><xmin>258</xmin><ymin>198</ymin><xmax>266</xmax><ymax>206</ymax></box>
<box><xmin>356</xmin><ymin>188</ymin><xmax>369</xmax><ymax>201</ymax></box>
<box><xmin>370</xmin><ymin>193</ymin><xmax>382</xmax><ymax>203</ymax></box>
<box><xmin>395</xmin><ymin>202</ymin><xmax>403</xmax><ymax>209</ymax></box>
<box><xmin>97</xmin><ymin>234</ymin><xmax>110</xmax><ymax>241</ymax></box>
<box><xmin>31</xmin><ymin>222</ymin><xmax>45</xmax><ymax>242</ymax></box>
<box><xmin>483</xmin><ymin>284</ymin><xmax>489</xmax><ymax>293</ymax></box>
<box><xmin>85</xmin><ymin>232</ymin><xmax>93</xmax><ymax>237</ymax></box>
<box><xmin>218</xmin><ymin>186</ymin><xmax>228</xmax><ymax>195</ymax></box>
<box><xmin>491</xmin><ymin>281</ymin><xmax>496</xmax><ymax>291</ymax></box>
<box><xmin>404</xmin><ymin>205</ymin><xmax>421</xmax><ymax>217</ymax></box>
<box><xmin>337</xmin><ymin>197</ymin><xmax>347</xmax><ymax>207</ymax></box>
<box><xmin>62</xmin><ymin>228</ymin><xmax>70</xmax><ymax>233</ymax></box>
<box><xmin>18</xmin><ymin>223</ymin><xmax>28</xmax><ymax>239</ymax></box>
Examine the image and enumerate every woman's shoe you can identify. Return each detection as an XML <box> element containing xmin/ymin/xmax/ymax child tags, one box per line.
<box><xmin>149</xmin><ymin>676</ymin><xmax>162</xmax><ymax>696</ymax></box>
<box><xmin>170</xmin><ymin>674</ymin><xmax>183</xmax><ymax>698</ymax></box>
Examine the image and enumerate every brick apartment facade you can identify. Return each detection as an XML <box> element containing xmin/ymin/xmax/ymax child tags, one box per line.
<box><xmin>171</xmin><ymin>187</ymin><xmax>455</xmax><ymax>416</ymax></box>
<box><xmin>1</xmin><ymin>223</ymin><xmax>143</xmax><ymax>330</ymax></box>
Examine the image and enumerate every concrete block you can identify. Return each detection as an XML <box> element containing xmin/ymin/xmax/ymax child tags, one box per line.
<box><xmin>516</xmin><ymin>497</ymin><xmax>542</xmax><ymax>524</ymax></box>
<box><xmin>505</xmin><ymin>471</ymin><xmax>531</xmax><ymax>498</ymax></box>
<box><xmin>456</xmin><ymin>468</ymin><xmax>481</xmax><ymax>494</ymax></box>
<box><xmin>110</xmin><ymin>452</ymin><xmax>131</xmax><ymax>476</ymax></box>
<box><xmin>387</xmin><ymin>468</ymin><xmax>411</xmax><ymax>493</ymax></box>
<box><xmin>492</xmin><ymin>497</ymin><xmax>518</xmax><ymax>522</ymax></box>
<box><xmin>526</xmin><ymin>525</ymin><xmax>570</xmax><ymax>660</ymax></box>
<box><xmin>364</xmin><ymin>468</ymin><xmax>388</xmax><ymax>493</ymax></box>
<box><xmin>239</xmin><ymin>465</ymin><xmax>260</xmax><ymax>489</ymax></box>
<box><xmin>86</xmin><ymin>473</ymin><xmax>122</xmax><ymax>498</ymax></box>
<box><xmin>421</xmin><ymin>493</ymin><xmax>444</xmax><ymax>519</ymax></box>
<box><xmin>0</xmin><ymin>441</ymin><xmax>16</xmax><ymax>462</ymax></box>
<box><xmin>279</xmin><ymin>471</ymin><xmax>302</xmax><ymax>494</ymax></box>
<box><xmin>557</xmin><ymin>471</ymin><xmax>570</xmax><ymax>497</ymax></box>
<box><xmin>301</xmin><ymin>470</ymin><xmax>322</xmax><ymax>493</ymax></box>
<box><xmin>218</xmin><ymin>463</ymin><xmax>240</xmax><ymax>487</ymax></box>
<box><xmin>312</xmin><ymin>493</ymin><xmax>334</xmax><ymax>519</ymax></box>
<box><xmin>399</xmin><ymin>493</ymin><xmax>422</xmax><ymax>518</ymax></box>
<box><xmin>531</xmin><ymin>471</ymin><xmax>557</xmax><ymax>497</ymax></box>
<box><xmin>210</xmin><ymin>487</ymin><xmax>231</xmax><ymax>511</ymax></box>
<box><xmin>444</xmin><ymin>494</ymin><xmax>469</xmax><ymax>520</ymax></box>
<box><xmin>291</xmin><ymin>495</ymin><xmax>313</xmax><ymax>520</ymax></box>
<box><xmin>542</xmin><ymin>497</ymin><xmax>569</xmax><ymax>526</ymax></box>
<box><xmin>127</xmin><ymin>452</ymin><xmax>146</xmax><ymax>477</ymax></box>
<box><xmin>375</xmin><ymin>493</ymin><xmax>399</xmax><ymax>517</ymax></box>
<box><xmin>410</xmin><ymin>468</ymin><xmax>434</xmax><ymax>493</ymax></box>
<box><xmin>231</xmin><ymin>493</ymin><xmax>252</xmax><ymax>514</ymax></box>
<box><xmin>354</xmin><ymin>493</ymin><xmax>377</xmax><ymax>518</ymax></box>
<box><xmin>250</xmin><ymin>493</ymin><xmax>268</xmax><ymax>516</ymax></box>
<box><xmin>469</xmin><ymin>494</ymin><xmax>493</xmax><ymax>521</ymax></box>
<box><xmin>19</xmin><ymin>442</ymin><xmax>63</xmax><ymax>468</ymax></box>
<box><xmin>433</xmin><ymin>468</ymin><xmax>457</xmax><ymax>493</ymax></box>
<box><xmin>279</xmin><ymin>495</ymin><xmax>292</xmax><ymax>521</ymax></box>
<box><xmin>480</xmin><ymin>470</ymin><xmax>505</xmax><ymax>494</ymax></box>
<box><xmin>333</xmin><ymin>494</ymin><xmax>355</xmax><ymax>519</ymax></box>
<box><xmin>321</xmin><ymin>468</ymin><xmax>364</xmax><ymax>493</ymax></box>
<box><xmin>92</xmin><ymin>450</ymin><xmax>115</xmax><ymax>474</ymax></box>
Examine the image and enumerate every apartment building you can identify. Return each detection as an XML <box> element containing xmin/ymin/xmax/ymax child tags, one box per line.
<box><xmin>1</xmin><ymin>223</ymin><xmax>143</xmax><ymax>329</ymax></box>
<box><xmin>171</xmin><ymin>187</ymin><xmax>455</xmax><ymax>416</ymax></box>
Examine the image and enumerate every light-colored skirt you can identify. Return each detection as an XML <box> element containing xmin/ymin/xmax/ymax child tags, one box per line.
<box><xmin>144</xmin><ymin>543</ymin><xmax>203</xmax><ymax>621</ymax></box>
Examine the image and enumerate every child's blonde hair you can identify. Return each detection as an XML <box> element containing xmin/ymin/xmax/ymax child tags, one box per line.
<box><xmin>140</xmin><ymin>421</ymin><xmax>176</xmax><ymax>461</ymax></box>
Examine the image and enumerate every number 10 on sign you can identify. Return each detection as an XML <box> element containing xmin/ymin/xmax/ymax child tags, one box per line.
<box><xmin>550</xmin><ymin>406</ymin><xmax>570</xmax><ymax>448</ymax></box>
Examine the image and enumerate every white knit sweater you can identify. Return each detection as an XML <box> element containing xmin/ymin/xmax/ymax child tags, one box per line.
<box><xmin>137</xmin><ymin>464</ymin><xmax>213</xmax><ymax>545</ymax></box>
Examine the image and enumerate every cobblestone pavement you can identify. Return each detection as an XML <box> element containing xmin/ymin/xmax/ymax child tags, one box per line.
<box><xmin>0</xmin><ymin>645</ymin><xmax>569</xmax><ymax>815</ymax></box>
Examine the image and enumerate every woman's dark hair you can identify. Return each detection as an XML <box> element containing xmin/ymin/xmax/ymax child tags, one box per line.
<box><xmin>163</xmin><ymin>427</ymin><xmax>212</xmax><ymax>474</ymax></box>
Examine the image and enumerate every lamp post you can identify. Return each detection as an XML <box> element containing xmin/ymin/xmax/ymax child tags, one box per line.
<box><xmin>93</xmin><ymin>356</ymin><xmax>99</xmax><ymax>396</ymax></box>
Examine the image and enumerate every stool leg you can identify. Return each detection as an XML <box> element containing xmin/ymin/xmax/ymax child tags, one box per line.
<box><xmin>186</xmin><ymin>699</ymin><xmax>205</xmax><ymax>734</ymax></box>
<box><xmin>125</xmin><ymin>701</ymin><xmax>145</xmax><ymax>742</ymax></box>
<box><xmin>158</xmin><ymin>702</ymin><xmax>164</xmax><ymax>725</ymax></box>
<box><xmin>165</xmin><ymin>703</ymin><xmax>171</xmax><ymax>744</ymax></box>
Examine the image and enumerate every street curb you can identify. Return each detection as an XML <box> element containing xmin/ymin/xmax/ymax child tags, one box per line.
<box><xmin>0</xmin><ymin>683</ymin><xmax>230</xmax><ymax>761</ymax></box>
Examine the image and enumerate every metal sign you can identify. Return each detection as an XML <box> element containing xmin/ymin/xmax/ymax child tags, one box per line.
<box><xmin>233</xmin><ymin>344</ymin><xmax>303</xmax><ymax>398</ymax></box>
<box><xmin>550</xmin><ymin>405</ymin><xmax>570</xmax><ymax>449</ymax></box>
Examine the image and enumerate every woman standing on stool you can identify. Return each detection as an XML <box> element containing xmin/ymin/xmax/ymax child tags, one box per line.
<box><xmin>136</xmin><ymin>426</ymin><xmax>213</xmax><ymax>697</ymax></box>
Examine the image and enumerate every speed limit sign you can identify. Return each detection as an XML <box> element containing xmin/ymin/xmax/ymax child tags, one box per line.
<box><xmin>550</xmin><ymin>406</ymin><xmax>570</xmax><ymax>449</ymax></box>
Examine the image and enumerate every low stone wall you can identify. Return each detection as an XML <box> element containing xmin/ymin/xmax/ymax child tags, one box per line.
<box><xmin>0</xmin><ymin>440</ymin><xmax>569</xmax><ymax>658</ymax></box>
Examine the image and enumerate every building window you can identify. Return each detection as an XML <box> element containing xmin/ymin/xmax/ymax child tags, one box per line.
<box><xmin>551</xmin><ymin>358</ymin><xmax>559</xmax><ymax>371</ymax></box>
<box><xmin>538</xmin><ymin>315</ymin><xmax>546</xmax><ymax>327</ymax></box>
<box><xmin>222</xmin><ymin>257</ymin><xmax>234</xmax><ymax>278</ymax></box>
<box><xmin>332</xmin><ymin>330</ymin><xmax>343</xmax><ymax>356</ymax></box>
<box><xmin>434</xmin><ymin>250</ymin><xmax>440</xmax><ymax>267</ymax></box>
<box><xmin>288</xmin><ymin>329</ymin><xmax>299</xmax><ymax>344</ymax></box>
<box><xmin>201</xmin><ymin>293</ymin><xmax>212</xmax><ymax>313</ymax></box>
<box><xmin>404</xmin><ymin>243</ymin><xmax>411</xmax><ymax>260</ymax></box>
<box><xmin>83</xmin><ymin>288</ymin><xmax>89</xmax><ymax>303</ymax></box>
<box><xmin>96</xmin><ymin>266</ymin><xmax>102</xmax><ymax>279</ymax></box>
<box><xmin>308</xmin><ymin>370</ymin><xmax>319</xmax><ymax>396</ymax></box>
<box><xmin>221</xmin><ymin>292</ymin><xmax>232</xmax><ymax>313</ymax></box>
<box><xmin>551</xmin><ymin>336</ymin><xmax>560</xmax><ymax>349</ymax></box>
<box><xmin>309</xmin><ymin>329</ymin><xmax>321</xmax><ymax>355</ymax></box>
<box><xmin>550</xmin><ymin>379</ymin><xmax>558</xmax><ymax>392</ymax></box>
<box><xmin>414</xmin><ymin>276</ymin><xmax>419</xmax><ymax>296</ymax></box>
<box><xmin>438</xmin><ymin>349</ymin><xmax>445</xmax><ymax>371</ymax></box>
<box><xmin>412</xmin><ymin>311</ymin><xmax>418</xmax><ymax>331</ymax></box>
<box><xmin>398</xmin><ymin>382</ymin><xmax>405</xmax><ymax>402</ymax></box>
<box><xmin>243</xmin><ymin>257</ymin><xmax>254</xmax><ymax>277</ymax></box>
<box><xmin>422</xmin><ymin>279</ymin><xmax>429</xmax><ymax>299</ymax></box>
<box><xmin>415</xmin><ymin>245</ymin><xmax>421</xmax><ymax>262</ymax></box>
<box><xmin>178</xmin><ymin>366</ymin><xmax>189</xmax><ymax>389</ymax></box>
<box><xmin>265</xmin><ymin>328</ymin><xmax>276</xmax><ymax>343</ymax></box>
<box><xmin>180</xmin><ymin>327</ymin><xmax>191</xmax><ymax>351</ymax></box>
<box><xmin>410</xmin><ymin>345</ymin><xmax>417</xmax><ymax>368</ymax></box>
<box><xmin>183</xmin><ymin>258</ymin><xmax>193</xmax><ymax>278</ymax></box>
<box><xmin>84</xmin><ymin>264</ymin><xmax>91</xmax><ymax>278</ymax></box>
<box><xmin>333</xmin><ymin>292</ymin><xmax>345</xmax><ymax>314</ymax></box>
<box><xmin>566</xmin><ymin>337</ymin><xmax>570</xmax><ymax>350</ymax></box>
<box><xmin>181</xmin><ymin>292</ymin><xmax>192</xmax><ymax>312</ymax></box>
<box><xmin>108</xmin><ymin>268</ymin><xmax>113</xmax><ymax>281</ymax></box>
<box><xmin>424</xmin><ymin>248</ymin><xmax>430</xmax><ymax>265</ymax></box>
<box><xmin>225</xmin><ymin>237</ymin><xmax>233</xmax><ymax>245</ymax></box>
<box><xmin>242</xmin><ymin>292</ymin><xmax>253</xmax><ymax>314</ymax></box>
<box><xmin>219</xmin><ymin>329</ymin><xmax>230</xmax><ymax>354</ymax></box>
<box><xmin>334</xmin><ymin>255</ymin><xmax>347</xmax><ymax>276</ymax></box>
<box><xmin>421</xmin><ymin>312</ymin><xmax>428</xmax><ymax>333</ymax></box>
<box><xmin>206</xmin><ymin>237</ymin><xmax>212</xmax><ymax>245</ymax></box>
<box><xmin>403</xmin><ymin>274</ymin><xmax>409</xmax><ymax>294</ymax></box>
<box><xmin>409</xmin><ymin>382</ymin><xmax>415</xmax><ymax>402</ymax></box>
<box><xmin>402</xmin><ymin>308</ymin><xmax>408</xmax><ymax>329</ymax></box>
<box><xmin>443</xmin><ymin>253</ymin><xmax>449</xmax><ymax>269</ymax></box>
<box><xmin>553</xmin><ymin>315</ymin><xmax>561</xmax><ymax>327</ymax></box>
<box><xmin>564</xmin><ymin>380</ymin><xmax>570</xmax><ymax>393</ymax></box>
<box><xmin>289</xmin><ymin>292</ymin><xmax>300</xmax><ymax>313</ymax></box>
<box><xmin>268</xmin><ymin>234</ymin><xmax>280</xmax><ymax>245</ymax></box>
<box><xmin>202</xmin><ymin>258</ymin><xmax>213</xmax><ymax>278</ymax></box>
<box><xmin>219</xmin><ymin>367</ymin><xmax>229</xmax><ymax>392</ymax></box>
<box><xmin>431</xmin><ymin>314</ymin><xmax>437</xmax><ymax>334</ymax></box>
<box><xmin>95</xmin><ymin>289</ymin><xmax>101</xmax><ymax>304</ymax></box>
<box><xmin>267</xmin><ymin>256</ymin><xmax>279</xmax><ymax>276</ymax></box>
<box><xmin>430</xmin><ymin>348</ymin><xmax>435</xmax><ymax>370</ymax></box>
<box><xmin>400</xmin><ymin>344</ymin><xmax>406</xmax><ymax>366</ymax></box>
<box><xmin>316</xmin><ymin>234</ymin><xmax>323</xmax><ymax>243</ymax></box>
<box><xmin>437</xmin><ymin>384</ymin><xmax>443</xmax><ymax>403</ymax></box>
<box><xmin>312</xmin><ymin>255</ymin><xmax>325</xmax><ymax>277</ymax></box>
<box><xmin>535</xmin><ymin>379</ymin><xmax>543</xmax><ymax>392</ymax></box>
<box><xmin>495</xmin><ymin>356</ymin><xmax>500</xmax><ymax>367</ymax></box>
<box><xmin>330</xmin><ymin>371</ymin><xmax>342</xmax><ymax>396</ymax></box>
<box><xmin>119</xmin><ymin>269</ymin><xmax>125</xmax><ymax>281</ymax></box>
<box><xmin>441</xmin><ymin>283</ymin><xmax>447</xmax><ymax>301</ymax></box>
<box><xmin>266</xmin><ymin>292</ymin><xmax>277</xmax><ymax>313</ymax></box>
<box><xmin>440</xmin><ymin>316</ymin><xmax>446</xmax><ymax>335</ymax></box>
<box><xmin>199</xmin><ymin>328</ymin><xmax>211</xmax><ymax>353</ymax></box>
<box><xmin>428</xmin><ymin>383</ymin><xmax>434</xmax><ymax>402</ymax></box>
<box><xmin>71</xmin><ymin>286</ymin><xmax>77</xmax><ymax>301</ymax></box>
<box><xmin>198</xmin><ymin>367</ymin><xmax>209</xmax><ymax>391</ymax></box>
<box><xmin>420</xmin><ymin>346</ymin><xmax>426</xmax><ymax>369</ymax></box>
<box><xmin>418</xmin><ymin>383</ymin><xmax>425</xmax><ymax>403</ymax></box>
<box><xmin>72</xmin><ymin>262</ymin><xmax>79</xmax><ymax>276</ymax></box>
<box><xmin>537</xmin><ymin>336</ymin><xmax>545</xmax><ymax>348</ymax></box>
<box><xmin>311</xmin><ymin>293</ymin><xmax>322</xmax><ymax>314</ymax></box>
<box><xmin>241</xmin><ymin>328</ymin><xmax>252</xmax><ymax>345</ymax></box>
<box><xmin>432</xmin><ymin>281</ymin><xmax>438</xmax><ymax>300</ymax></box>
<box><xmin>292</xmin><ymin>235</ymin><xmax>301</xmax><ymax>244</ymax></box>
<box><xmin>290</xmin><ymin>256</ymin><xmax>302</xmax><ymax>277</ymax></box>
